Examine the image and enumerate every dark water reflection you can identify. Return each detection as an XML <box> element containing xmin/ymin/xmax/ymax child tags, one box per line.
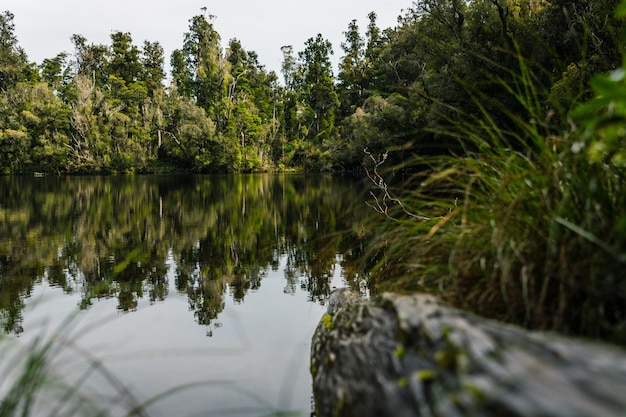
<box><xmin>0</xmin><ymin>174</ymin><xmax>371</xmax><ymax>416</ymax></box>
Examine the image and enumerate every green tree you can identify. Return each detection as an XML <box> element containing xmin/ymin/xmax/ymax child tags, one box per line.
<box><xmin>279</xmin><ymin>45</ymin><xmax>304</xmax><ymax>163</ymax></box>
<box><xmin>40</xmin><ymin>52</ymin><xmax>73</xmax><ymax>99</ymax></box>
<box><xmin>0</xmin><ymin>82</ymin><xmax>70</xmax><ymax>173</ymax></box>
<box><xmin>108</xmin><ymin>32</ymin><xmax>142</xmax><ymax>85</ymax></box>
<box><xmin>298</xmin><ymin>34</ymin><xmax>339</xmax><ymax>142</ymax></box>
<box><xmin>365</xmin><ymin>12</ymin><xmax>383</xmax><ymax>61</ymax></box>
<box><xmin>280</xmin><ymin>45</ymin><xmax>301</xmax><ymax>92</ymax></box>
<box><xmin>222</xmin><ymin>39</ymin><xmax>279</xmax><ymax>171</ymax></box>
<box><xmin>0</xmin><ymin>11</ymin><xmax>30</xmax><ymax>91</ymax></box>
<box><xmin>338</xmin><ymin>19</ymin><xmax>366</xmax><ymax>117</ymax></box>
<box><xmin>71</xmin><ymin>34</ymin><xmax>109</xmax><ymax>88</ymax></box>
<box><xmin>141</xmin><ymin>40</ymin><xmax>165</xmax><ymax>97</ymax></box>
<box><xmin>160</xmin><ymin>87</ymin><xmax>219</xmax><ymax>171</ymax></box>
<box><xmin>182</xmin><ymin>11</ymin><xmax>227</xmax><ymax>120</ymax></box>
<box><xmin>105</xmin><ymin>75</ymin><xmax>151</xmax><ymax>172</ymax></box>
<box><xmin>170</xmin><ymin>48</ymin><xmax>193</xmax><ymax>97</ymax></box>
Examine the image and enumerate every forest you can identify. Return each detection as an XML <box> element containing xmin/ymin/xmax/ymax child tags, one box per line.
<box><xmin>0</xmin><ymin>0</ymin><xmax>621</xmax><ymax>174</ymax></box>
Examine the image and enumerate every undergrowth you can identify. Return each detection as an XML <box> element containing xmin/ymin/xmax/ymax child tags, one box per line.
<box><xmin>366</xmin><ymin>3</ymin><xmax>626</xmax><ymax>345</ymax></box>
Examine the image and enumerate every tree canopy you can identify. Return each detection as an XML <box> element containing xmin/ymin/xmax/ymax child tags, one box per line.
<box><xmin>0</xmin><ymin>2</ymin><xmax>622</xmax><ymax>173</ymax></box>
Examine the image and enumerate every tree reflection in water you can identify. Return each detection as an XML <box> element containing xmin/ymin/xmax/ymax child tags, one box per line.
<box><xmin>0</xmin><ymin>174</ymin><xmax>371</xmax><ymax>334</ymax></box>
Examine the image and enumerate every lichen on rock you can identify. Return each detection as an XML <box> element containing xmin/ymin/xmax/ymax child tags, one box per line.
<box><xmin>311</xmin><ymin>290</ymin><xmax>626</xmax><ymax>417</ymax></box>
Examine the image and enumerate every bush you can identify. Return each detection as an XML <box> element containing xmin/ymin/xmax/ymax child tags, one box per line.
<box><xmin>366</xmin><ymin>10</ymin><xmax>626</xmax><ymax>345</ymax></box>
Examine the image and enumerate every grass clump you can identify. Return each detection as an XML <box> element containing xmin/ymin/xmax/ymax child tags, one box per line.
<box><xmin>0</xmin><ymin>313</ymin><xmax>152</xmax><ymax>417</ymax></box>
<box><xmin>365</xmin><ymin>5</ymin><xmax>626</xmax><ymax>346</ymax></box>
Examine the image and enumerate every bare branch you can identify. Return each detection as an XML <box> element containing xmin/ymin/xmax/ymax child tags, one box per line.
<box><xmin>364</xmin><ymin>148</ymin><xmax>430</xmax><ymax>221</ymax></box>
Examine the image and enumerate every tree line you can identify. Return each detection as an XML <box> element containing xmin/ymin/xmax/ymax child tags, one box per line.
<box><xmin>0</xmin><ymin>1</ymin><xmax>622</xmax><ymax>174</ymax></box>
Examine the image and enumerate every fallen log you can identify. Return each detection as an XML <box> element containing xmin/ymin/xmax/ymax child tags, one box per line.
<box><xmin>310</xmin><ymin>289</ymin><xmax>626</xmax><ymax>417</ymax></box>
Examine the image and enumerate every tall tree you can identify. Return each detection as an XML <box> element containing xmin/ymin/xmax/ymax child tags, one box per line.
<box><xmin>363</xmin><ymin>12</ymin><xmax>385</xmax><ymax>91</ymax></box>
<box><xmin>182</xmin><ymin>11</ymin><xmax>226</xmax><ymax>118</ymax></box>
<box><xmin>279</xmin><ymin>45</ymin><xmax>303</xmax><ymax>161</ymax></box>
<box><xmin>338</xmin><ymin>19</ymin><xmax>366</xmax><ymax>116</ymax></box>
<box><xmin>71</xmin><ymin>34</ymin><xmax>109</xmax><ymax>87</ymax></box>
<box><xmin>0</xmin><ymin>11</ymin><xmax>29</xmax><ymax>91</ymax></box>
<box><xmin>141</xmin><ymin>41</ymin><xmax>165</xmax><ymax>97</ymax></box>
<box><xmin>280</xmin><ymin>45</ymin><xmax>301</xmax><ymax>92</ymax></box>
<box><xmin>222</xmin><ymin>39</ymin><xmax>280</xmax><ymax>171</ymax></box>
<box><xmin>40</xmin><ymin>52</ymin><xmax>73</xmax><ymax>98</ymax></box>
<box><xmin>299</xmin><ymin>34</ymin><xmax>339</xmax><ymax>142</ymax></box>
<box><xmin>170</xmin><ymin>48</ymin><xmax>192</xmax><ymax>97</ymax></box>
<box><xmin>365</xmin><ymin>11</ymin><xmax>382</xmax><ymax>60</ymax></box>
<box><xmin>108</xmin><ymin>31</ymin><xmax>142</xmax><ymax>85</ymax></box>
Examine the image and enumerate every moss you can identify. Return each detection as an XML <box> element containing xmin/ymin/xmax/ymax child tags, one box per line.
<box><xmin>463</xmin><ymin>382</ymin><xmax>486</xmax><ymax>403</ymax></box>
<box><xmin>435</xmin><ymin>350</ymin><xmax>448</xmax><ymax>368</ymax></box>
<box><xmin>321</xmin><ymin>313</ymin><xmax>333</xmax><ymax>330</ymax></box>
<box><xmin>332</xmin><ymin>391</ymin><xmax>346</xmax><ymax>417</ymax></box>
<box><xmin>441</xmin><ymin>326</ymin><xmax>451</xmax><ymax>337</ymax></box>
<box><xmin>415</xmin><ymin>369</ymin><xmax>436</xmax><ymax>381</ymax></box>
<box><xmin>398</xmin><ymin>376</ymin><xmax>409</xmax><ymax>387</ymax></box>
<box><xmin>394</xmin><ymin>345</ymin><xmax>406</xmax><ymax>360</ymax></box>
<box><xmin>435</xmin><ymin>348</ymin><xmax>461</xmax><ymax>371</ymax></box>
<box><xmin>435</xmin><ymin>329</ymin><xmax>465</xmax><ymax>371</ymax></box>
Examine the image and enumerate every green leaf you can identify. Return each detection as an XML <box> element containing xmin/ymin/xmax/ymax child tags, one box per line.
<box><xmin>616</xmin><ymin>0</ymin><xmax>626</xmax><ymax>17</ymax></box>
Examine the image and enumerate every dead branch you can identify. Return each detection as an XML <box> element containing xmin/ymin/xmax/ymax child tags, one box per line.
<box><xmin>364</xmin><ymin>148</ymin><xmax>430</xmax><ymax>221</ymax></box>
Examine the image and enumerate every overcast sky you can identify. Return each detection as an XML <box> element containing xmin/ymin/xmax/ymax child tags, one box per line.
<box><xmin>4</xmin><ymin>0</ymin><xmax>411</xmax><ymax>78</ymax></box>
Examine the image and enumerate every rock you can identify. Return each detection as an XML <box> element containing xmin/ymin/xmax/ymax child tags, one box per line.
<box><xmin>310</xmin><ymin>290</ymin><xmax>626</xmax><ymax>417</ymax></box>
<box><xmin>326</xmin><ymin>288</ymin><xmax>362</xmax><ymax>315</ymax></box>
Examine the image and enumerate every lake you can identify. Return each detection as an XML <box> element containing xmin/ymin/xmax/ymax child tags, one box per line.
<box><xmin>0</xmin><ymin>174</ymin><xmax>372</xmax><ymax>417</ymax></box>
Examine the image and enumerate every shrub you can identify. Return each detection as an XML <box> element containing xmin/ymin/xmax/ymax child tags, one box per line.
<box><xmin>365</xmin><ymin>8</ymin><xmax>626</xmax><ymax>344</ymax></box>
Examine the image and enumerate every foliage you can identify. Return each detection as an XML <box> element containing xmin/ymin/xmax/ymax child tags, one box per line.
<box><xmin>364</xmin><ymin>3</ymin><xmax>626</xmax><ymax>344</ymax></box>
<box><xmin>0</xmin><ymin>11</ymin><xmax>35</xmax><ymax>91</ymax></box>
<box><xmin>1</xmin><ymin>1</ymin><xmax>622</xmax><ymax>173</ymax></box>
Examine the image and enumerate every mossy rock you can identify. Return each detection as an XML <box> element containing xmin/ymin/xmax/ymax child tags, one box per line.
<box><xmin>311</xmin><ymin>290</ymin><xmax>626</xmax><ymax>417</ymax></box>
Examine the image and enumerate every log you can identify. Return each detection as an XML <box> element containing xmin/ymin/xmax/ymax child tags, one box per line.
<box><xmin>310</xmin><ymin>289</ymin><xmax>626</xmax><ymax>417</ymax></box>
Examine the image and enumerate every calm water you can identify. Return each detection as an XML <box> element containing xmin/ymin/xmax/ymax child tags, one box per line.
<box><xmin>0</xmin><ymin>174</ymin><xmax>371</xmax><ymax>417</ymax></box>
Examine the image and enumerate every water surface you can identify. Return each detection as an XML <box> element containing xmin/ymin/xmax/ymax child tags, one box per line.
<box><xmin>0</xmin><ymin>174</ymin><xmax>371</xmax><ymax>417</ymax></box>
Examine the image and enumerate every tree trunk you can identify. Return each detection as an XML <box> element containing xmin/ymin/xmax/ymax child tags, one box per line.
<box><xmin>311</xmin><ymin>290</ymin><xmax>626</xmax><ymax>417</ymax></box>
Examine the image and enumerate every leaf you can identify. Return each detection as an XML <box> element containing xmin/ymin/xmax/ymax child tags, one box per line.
<box><xmin>616</xmin><ymin>0</ymin><xmax>626</xmax><ymax>18</ymax></box>
<box><xmin>425</xmin><ymin>209</ymin><xmax>459</xmax><ymax>239</ymax></box>
<box><xmin>555</xmin><ymin>217</ymin><xmax>626</xmax><ymax>262</ymax></box>
<box><xmin>590</xmin><ymin>75</ymin><xmax>626</xmax><ymax>99</ymax></box>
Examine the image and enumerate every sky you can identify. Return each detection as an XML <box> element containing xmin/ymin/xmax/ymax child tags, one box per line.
<box><xmin>4</xmin><ymin>0</ymin><xmax>411</xmax><ymax>79</ymax></box>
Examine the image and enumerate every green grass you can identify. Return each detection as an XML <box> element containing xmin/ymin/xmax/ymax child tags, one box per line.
<box><xmin>365</xmin><ymin>14</ymin><xmax>626</xmax><ymax>345</ymax></box>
